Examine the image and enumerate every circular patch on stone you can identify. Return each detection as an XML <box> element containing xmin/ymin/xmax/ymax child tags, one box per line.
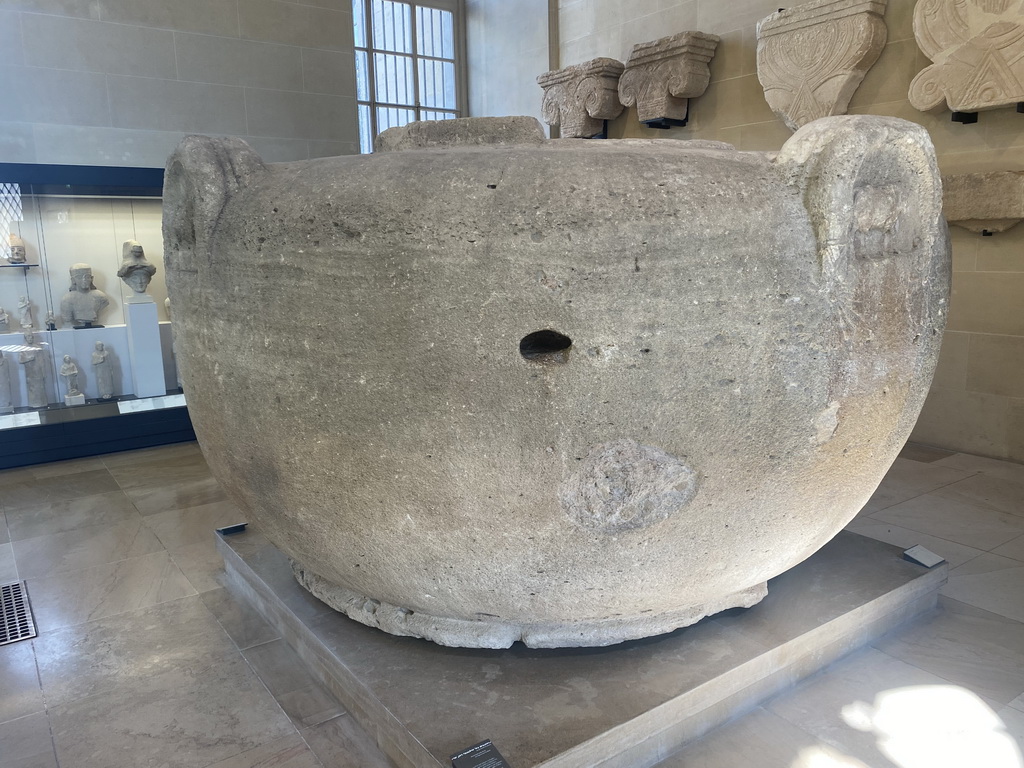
<box><xmin>561</xmin><ymin>439</ymin><xmax>697</xmax><ymax>533</ymax></box>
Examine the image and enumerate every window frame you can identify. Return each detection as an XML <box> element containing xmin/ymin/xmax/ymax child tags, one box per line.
<box><xmin>354</xmin><ymin>0</ymin><xmax>468</xmax><ymax>152</ymax></box>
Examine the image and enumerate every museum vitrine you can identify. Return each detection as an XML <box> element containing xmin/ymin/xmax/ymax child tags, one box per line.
<box><xmin>0</xmin><ymin>163</ymin><xmax>194</xmax><ymax>468</ymax></box>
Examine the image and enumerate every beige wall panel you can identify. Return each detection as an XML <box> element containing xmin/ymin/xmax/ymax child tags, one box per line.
<box><xmin>697</xmin><ymin>0</ymin><xmax>787</xmax><ymax>34</ymax></box>
<box><xmin>976</xmin><ymin>230</ymin><xmax>1024</xmax><ymax>272</ymax></box>
<box><xmin>287</xmin><ymin>0</ymin><xmax>351</xmax><ymax>10</ymax></box>
<box><xmin>0</xmin><ymin>122</ymin><xmax>36</xmax><ymax>163</ymax></box>
<box><xmin>4</xmin><ymin>0</ymin><xmax>98</xmax><ymax>19</ymax></box>
<box><xmin>107</xmin><ymin>76</ymin><xmax>247</xmax><ymax>134</ymax></box>
<box><xmin>947</xmin><ymin>273</ymin><xmax>1024</xmax><ymax>336</ymax></box>
<box><xmin>309</xmin><ymin>139</ymin><xmax>360</xmax><ymax>158</ymax></box>
<box><xmin>709</xmin><ymin>29</ymin><xmax>744</xmax><ymax>83</ymax></box>
<box><xmin>1</xmin><ymin>65</ymin><xmax>110</xmax><ymax>126</ymax></box>
<box><xmin>239</xmin><ymin>0</ymin><xmax>353</xmax><ymax>50</ymax></box>
<box><xmin>885</xmin><ymin>0</ymin><xmax>916</xmax><ymax>42</ymax></box>
<box><xmin>21</xmin><ymin>14</ymin><xmax>177</xmax><ymax>78</ymax></box>
<box><xmin>932</xmin><ymin>331</ymin><xmax>969</xmax><ymax>391</ymax></box>
<box><xmin>738</xmin><ymin>120</ymin><xmax>794</xmax><ymax>151</ymax></box>
<box><xmin>241</xmin><ymin>136</ymin><xmax>312</xmax><ymax>163</ymax></box>
<box><xmin>1009</xmin><ymin>399</ymin><xmax>1024</xmax><ymax>462</ymax></box>
<box><xmin>97</xmin><ymin>0</ymin><xmax>239</xmax><ymax>37</ymax></box>
<box><xmin>847</xmin><ymin>39</ymin><xmax>928</xmax><ymax>110</ymax></box>
<box><xmin>31</xmin><ymin>124</ymin><xmax>187</xmax><ymax>167</ymax></box>
<box><xmin>466</xmin><ymin>0</ymin><xmax>547</xmax><ymax>124</ymax></box>
<box><xmin>301</xmin><ymin>47</ymin><xmax>357</xmax><ymax>96</ymax></box>
<box><xmin>0</xmin><ymin>11</ymin><xmax>25</xmax><ymax>66</ymax></box>
<box><xmin>910</xmin><ymin>388</ymin><xmax>1010</xmax><ymax>459</ymax></box>
<box><xmin>245</xmin><ymin>89</ymin><xmax>358</xmax><ymax>142</ymax></box>
<box><xmin>174</xmin><ymin>33</ymin><xmax>305</xmax><ymax>91</ymax></box>
<box><xmin>938</xmin><ymin>146</ymin><xmax>1024</xmax><ymax>175</ymax></box>
<box><xmin>967</xmin><ymin>334</ymin><xmax>1024</xmax><ymax>399</ymax></box>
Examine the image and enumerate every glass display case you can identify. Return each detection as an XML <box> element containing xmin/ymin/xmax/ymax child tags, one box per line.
<box><xmin>0</xmin><ymin>163</ymin><xmax>194</xmax><ymax>468</ymax></box>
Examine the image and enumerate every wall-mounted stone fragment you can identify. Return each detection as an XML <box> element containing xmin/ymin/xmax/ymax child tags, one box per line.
<box><xmin>910</xmin><ymin>0</ymin><xmax>1024</xmax><ymax>114</ymax></box>
<box><xmin>757</xmin><ymin>0</ymin><xmax>888</xmax><ymax>131</ymax></box>
<box><xmin>618</xmin><ymin>31</ymin><xmax>720</xmax><ymax>128</ymax></box>
<box><xmin>943</xmin><ymin>170</ymin><xmax>1024</xmax><ymax>233</ymax></box>
<box><xmin>537</xmin><ymin>58</ymin><xmax>625</xmax><ymax>138</ymax></box>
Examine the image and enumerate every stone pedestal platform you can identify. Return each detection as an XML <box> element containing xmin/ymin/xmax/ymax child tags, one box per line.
<box><xmin>217</xmin><ymin>530</ymin><xmax>946</xmax><ymax>768</ymax></box>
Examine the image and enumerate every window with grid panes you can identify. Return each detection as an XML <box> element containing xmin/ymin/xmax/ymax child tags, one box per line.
<box><xmin>353</xmin><ymin>0</ymin><xmax>463</xmax><ymax>153</ymax></box>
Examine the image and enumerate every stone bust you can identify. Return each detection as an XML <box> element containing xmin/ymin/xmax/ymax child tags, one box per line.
<box><xmin>60</xmin><ymin>263</ymin><xmax>110</xmax><ymax>327</ymax></box>
<box><xmin>8</xmin><ymin>234</ymin><xmax>26</xmax><ymax>264</ymax></box>
<box><xmin>116</xmin><ymin>240</ymin><xmax>157</xmax><ymax>297</ymax></box>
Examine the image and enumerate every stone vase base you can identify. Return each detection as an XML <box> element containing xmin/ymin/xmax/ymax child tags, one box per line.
<box><xmin>291</xmin><ymin>560</ymin><xmax>768</xmax><ymax>649</ymax></box>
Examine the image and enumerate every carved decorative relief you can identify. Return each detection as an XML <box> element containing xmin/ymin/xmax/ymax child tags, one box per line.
<box><xmin>757</xmin><ymin>0</ymin><xmax>888</xmax><ymax>131</ymax></box>
<box><xmin>537</xmin><ymin>58</ymin><xmax>625</xmax><ymax>138</ymax></box>
<box><xmin>910</xmin><ymin>0</ymin><xmax>1024</xmax><ymax>113</ymax></box>
<box><xmin>943</xmin><ymin>170</ymin><xmax>1024</xmax><ymax>233</ymax></box>
<box><xmin>618</xmin><ymin>31</ymin><xmax>720</xmax><ymax>127</ymax></box>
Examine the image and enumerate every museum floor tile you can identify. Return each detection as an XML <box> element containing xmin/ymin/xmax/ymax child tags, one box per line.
<box><xmin>0</xmin><ymin>442</ymin><xmax>1022</xmax><ymax>768</ymax></box>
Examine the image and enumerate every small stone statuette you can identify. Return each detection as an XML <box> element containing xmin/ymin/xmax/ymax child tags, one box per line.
<box><xmin>0</xmin><ymin>351</ymin><xmax>12</xmax><ymax>414</ymax></box>
<box><xmin>19</xmin><ymin>332</ymin><xmax>46</xmax><ymax>409</ymax></box>
<box><xmin>92</xmin><ymin>341</ymin><xmax>115</xmax><ymax>400</ymax></box>
<box><xmin>0</xmin><ymin>306</ymin><xmax>8</xmax><ymax>333</ymax></box>
<box><xmin>44</xmin><ymin>311</ymin><xmax>57</xmax><ymax>331</ymax></box>
<box><xmin>117</xmin><ymin>240</ymin><xmax>157</xmax><ymax>302</ymax></box>
<box><xmin>8</xmin><ymin>234</ymin><xmax>26</xmax><ymax>264</ymax></box>
<box><xmin>61</xmin><ymin>263</ymin><xmax>110</xmax><ymax>328</ymax></box>
<box><xmin>18</xmin><ymin>296</ymin><xmax>32</xmax><ymax>329</ymax></box>
<box><xmin>60</xmin><ymin>355</ymin><xmax>85</xmax><ymax>406</ymax></box>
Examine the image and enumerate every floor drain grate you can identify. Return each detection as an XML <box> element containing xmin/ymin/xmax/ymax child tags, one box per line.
<box><xmin>0</xmin><ymin>581</ymin><xmax>37</xmax><ymax>646</ymax></box>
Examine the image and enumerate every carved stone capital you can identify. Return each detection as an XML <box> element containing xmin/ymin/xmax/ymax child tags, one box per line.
<box><xmin>910</xmin><ymin>0</ymin><xmax>1024</xmax><ymax>113</ymax></box>
<box><xmin>757</xmin><ymin>0</ymin><xmax>888</xmax><ymax>131</ymax></box>
<box><xmin>618</xmin><ymin>31</ymin><xmax>720</xmax><ymax>125</ymax></box>
<box><xmin>537</xmin><ymin>58</ymin><xmax>625</xmax><ymax>138</ymax></box>
<box><xmin>943</xmin><ymin>171</ymin><xmax>1024</xmax><ymax>233</ymax></box>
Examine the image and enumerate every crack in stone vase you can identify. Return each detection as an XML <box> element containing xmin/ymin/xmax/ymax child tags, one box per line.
<box><xmin>163</xmin><ymin>114</ymin><xmax>949</xmax><ymax>649</ymax></box>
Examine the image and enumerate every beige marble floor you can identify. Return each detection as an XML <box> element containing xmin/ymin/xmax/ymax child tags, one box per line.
<box><xmin>661</xmin><ymin>444</ymin><xmax>1024</xmax><ymax>768</ymax></box>
<box><xmin>0</xmin><ymin>442</ymin><xmax>391</xmax><ymax>768</ymax></box>
<box><xmin>1</xmin><ymin>442</ymin><xmax>1023</xmax><ymax>768</ymax></box>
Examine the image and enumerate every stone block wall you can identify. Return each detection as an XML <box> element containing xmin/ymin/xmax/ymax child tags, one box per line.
<box><xmin>475</xmin><ymin>0</ymin><xmax>1024</xmax><ymax>462</ymax></box>
<box><xmin>0</xmin><ymin>0</ymin><xmax>360</xmax><ymax>167</ymax></box>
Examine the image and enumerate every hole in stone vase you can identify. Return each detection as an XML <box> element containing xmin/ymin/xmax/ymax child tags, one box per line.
<box><xmin>520</xmin><ymin>330</ymin><xmax>572</xmax><ymax>363</ymax></box>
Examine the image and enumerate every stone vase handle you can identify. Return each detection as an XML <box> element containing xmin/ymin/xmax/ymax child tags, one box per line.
<box><xmin>774</xmin><ymin>115</ymin><xmax>944</xmax><ymax>288</ymax></box>
<box><xmin>163</xmin><ymin>136</ymin><xmax>267</xmax><ymax>266</ymax></box>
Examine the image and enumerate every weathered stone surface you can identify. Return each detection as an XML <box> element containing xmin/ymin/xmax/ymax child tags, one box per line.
<box><xmin>910</xmin><ymin>0</ymin><xmax>1024</xmax><ymax>113</ymax></box>
<box><xmin>618</xmin><ymin>31</ymin><xmax>720</xmax><ymax>125</ymax></box>
<box><xmin>943</xmin><ymin>170</ymin><xmax>1024</xmax><ymax>233</ymax></box>
<box><xmin>374</xmin><ymin>115</ymin><xmax>545</xmax><ymax>153</ymax></box>
<box><xmin>164</xmin><ymin>115</ymin><xmax>949</xmax><ymax>649</ymax></box>
<box><xmin>757</xmin><ymin>0</ymin><xmax>888</xmax><ymax>131</ymax></box>
<box><xmin>537</xmin><ymin>58</ymin><xmax>624</xmax><ymax>138</ymax></box>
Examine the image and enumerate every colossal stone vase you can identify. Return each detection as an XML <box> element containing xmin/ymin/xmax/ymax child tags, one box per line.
<box><xmin>163</xmin><ymin>115</ymin><xmax>949</xmax><ymax>649</ymax></box>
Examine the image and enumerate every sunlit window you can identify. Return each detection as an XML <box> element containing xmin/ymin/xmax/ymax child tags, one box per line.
<box><xmin>353</xmin><ymin>0</ymin><xmax>463</xmax><ymax>153</ymax></box>
<box><xmin>0</xmin><ymin>183</ymin><xmax>23</xmax><ymax>241</ymax></box>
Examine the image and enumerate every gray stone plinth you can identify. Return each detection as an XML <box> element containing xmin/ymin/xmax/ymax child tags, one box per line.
<box><xmin>218</xmin><ymin>528</ymin><xmax>947</xmax><ymax>768</ymax></box>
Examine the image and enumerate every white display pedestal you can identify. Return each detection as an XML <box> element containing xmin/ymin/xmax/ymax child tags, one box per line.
<box><xmin>64</xmin><ymin>392</ymin><xmax>85</xmax><ymax>406</ymax></box>
<box><xmin>125</xmin><ymin>300</ymin><xmax>166</xmax><ymax>398</ymax></box>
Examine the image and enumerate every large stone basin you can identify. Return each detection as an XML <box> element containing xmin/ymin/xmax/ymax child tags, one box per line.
<box><xmin>163</xmin><ymin>115</ymin><xmax>949</xmax><ymax>648</ymax></box>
